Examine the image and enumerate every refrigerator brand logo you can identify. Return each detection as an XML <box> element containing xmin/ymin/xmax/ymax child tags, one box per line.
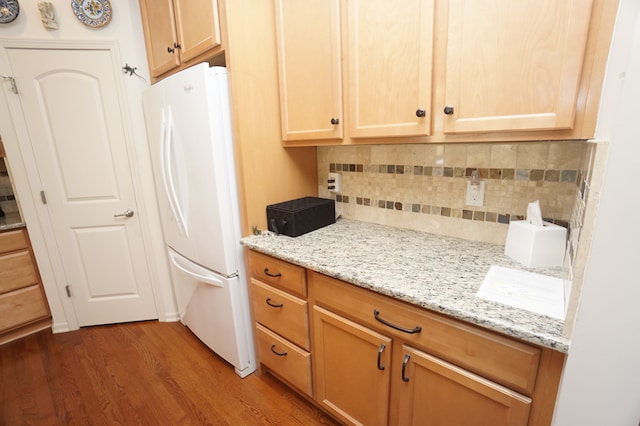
<box><xmin>183</xmin><ymin>85</ymin><xmax>194</xmax><ymax>93</ymax></box>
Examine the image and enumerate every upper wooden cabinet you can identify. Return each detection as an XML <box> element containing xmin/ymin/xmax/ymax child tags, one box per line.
<box><xmin>346</xmin><ymin>0</ymin><xmax>434</xmax><ymax>139</ymax></box>
<box><xmin>275</xmin><ymin>0</ymin><xmax>343</xmax><ymax>141</ymax></box>
<box><xmin>442</xmin><ymin>0</ymin><xmax>593</xmax><ymax>134</ymax></box>
<box><xmin>275</xmin><ymin>0</ymin><xmax>433</xmax><ymax>143</ymax></box>
<box><xmin>139</xmin><ymin>0</ymin><xmax>223</xmax><ymax>79</ymax></box>
<box><xmin>273</xmin><ymin>0</ymin><xmax>617</xmax><ymax>144</ymax></box>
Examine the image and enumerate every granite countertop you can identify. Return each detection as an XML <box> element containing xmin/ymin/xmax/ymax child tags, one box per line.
<box><xmin>241</xmin><ymin>218</ymin><xmax>569</xmax><ymax>353</ymax></box>
<box><xmin>0</xmin><ymin>212</ymin><xmax>25</xmax><ymax>231</ymax></box>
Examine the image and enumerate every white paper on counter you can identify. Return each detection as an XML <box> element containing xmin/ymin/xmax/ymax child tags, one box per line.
<box><xmin>477</xmin><ymin>265</ymin><xmax>565</xmax><ymax>320</ymax></box>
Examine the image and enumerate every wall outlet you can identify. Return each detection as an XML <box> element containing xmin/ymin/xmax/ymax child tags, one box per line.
<box><xmin>328</xmin><ymin>172</ymin><xmax>342</xmax><ymax>193</ymax></box>
<box><xmin>465</xmin><ymin>181</ymin><xmax>485</xmax><ymax>206</ymax></box>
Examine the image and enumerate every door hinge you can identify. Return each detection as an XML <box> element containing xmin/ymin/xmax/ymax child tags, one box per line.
<box><xmin>0</xmin><ymin>75</ymin><xmax>18</xmax><ymax>94</ymax></box>
<box><xmin>40</xmin><ymin>190</ymin><xmax>47</xmax><ymax>205</ymax></box>
<box><xmin>65</xmin><ymin>285</ymin><xmax>71</xmax><ymax>298</ymax></box>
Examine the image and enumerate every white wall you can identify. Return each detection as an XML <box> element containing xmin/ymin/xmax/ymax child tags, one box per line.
<box><xmin>0</xmin><ymin>3</ymin><xmax>177</xmax><ymax>329</ymax></box>
<box><xmin>553</xmin><ymin>0</ymin><xmax>640</xmax><ymax>424</ymax></box>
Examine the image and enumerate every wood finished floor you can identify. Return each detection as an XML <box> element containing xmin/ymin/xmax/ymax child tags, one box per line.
<box><xmin>0</xmin><ymin>321</ymin><xmax>337</xmax><ymax>425</ymax></box>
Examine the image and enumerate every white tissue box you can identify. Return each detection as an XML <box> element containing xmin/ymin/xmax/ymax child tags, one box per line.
<box><xmin>504</xmin><ymin>221</ymin><xmax>567</xmax><ymax>268</ymax></box>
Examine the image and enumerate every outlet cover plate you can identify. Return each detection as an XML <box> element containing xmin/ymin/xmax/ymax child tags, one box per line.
<box><xmin>466</xmin><ymin>181</ymin><xmax>485</xmax><ymax>206</ymax></box>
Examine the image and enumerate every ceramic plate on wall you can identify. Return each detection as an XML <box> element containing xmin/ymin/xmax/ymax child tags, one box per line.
<box><xmin>0</xmin><ymin>0</ymin><xmax>20</xmax><ymax>24</ymax></box>
<box><xmin>71</xmin><ymin>0</ymin><xmax>112</xmax><ymax>28</ymax></box>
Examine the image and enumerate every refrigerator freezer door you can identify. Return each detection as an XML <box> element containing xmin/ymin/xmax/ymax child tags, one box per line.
<box><xmin>167</xmin><ymin>248</ymin><xmax>255</xmax><ymax>377</ymax></box>
<box><xmin>143</xmin><ymin>64</ymin><xmax>241</xmax><ymax>277</ymax></box>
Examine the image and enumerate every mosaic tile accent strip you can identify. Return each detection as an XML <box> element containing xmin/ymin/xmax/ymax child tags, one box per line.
<box><xmin>330</xmin><ymin>161</ymin><xmax>577</xmax><ymax>227</ymax></box>
<box><xmin>329</xmin><ymin>162</ymin><xmax>580</xmax><ymax>184</ymax></box>
<box><xmin>335</xmin><ymin>193</ymin><xmax>569</xmax><ymax>228</ymax></box>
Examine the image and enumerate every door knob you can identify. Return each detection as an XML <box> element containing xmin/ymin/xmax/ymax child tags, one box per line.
<box><xmin>114</xmin><ymin>209</ymin><xmax>134</xmax><ymax>218</ymax></box>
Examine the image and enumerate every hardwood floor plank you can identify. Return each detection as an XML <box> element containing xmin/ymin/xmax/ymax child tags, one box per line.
<box><xmin>1</xmin><ymin>321</ymin><xmax>337</xmax><ymax>425</ymax></box>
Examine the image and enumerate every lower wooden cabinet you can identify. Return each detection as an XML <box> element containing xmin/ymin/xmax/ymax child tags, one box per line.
<box><xmin>0</xmin><ymin>228</ymin><xmax>51</xmax><ymax>344</ymax></box>
<box><xmin>313</xmin><ymin>306</ymin><xmax>392</xmax><ymax>425</ymax></box>
<box><xmin>395</xmin><ymin>345</ymin><xmax>531</xmax><ymax>426</ymax></box>
<box><xmin>255</xmin><ymin>323</ymin><xmax>312</xmax><ymax>396</ymax></box>
<box><xmin>248</xmin><ymin>250</ymin><xmax>312</xmax><ymax>396</ymax></box>
<box><xmin>247</xmin><ymin>250</ymin><xmax>564</xmax><ymax>425</ymax></box>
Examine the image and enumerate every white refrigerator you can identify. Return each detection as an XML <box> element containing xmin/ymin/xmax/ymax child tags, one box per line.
<box><xmin>142</xmin><ymin>63</ymin><xmax>256</xmax><ymax>378</ymax></box>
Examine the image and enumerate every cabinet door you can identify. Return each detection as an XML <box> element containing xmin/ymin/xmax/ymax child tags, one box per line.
<box><xmin>275</xmin><ymin>0</ymin><xmax>343</xmax><ymax>141</ymax></box>
<box><xmin>347</xmin><ymin>0</ymin><xmax>434</xmax><ymax>138</ymax></box>
<box><xmin>139</xmin><ymin>0</ymin><xmax>180</xmax><ymax>78</ymax></box>
<box><xmin>173</xmin><ymin>0</ymin><xmax>222</xmax><ymax>63</ymax></box>
<box><xmin>313</xmin><ymin>306</ymin><xmax>391</xmax><ymax>426</ymax></box>
<box><xmin>443</xmin><ymin>0</ymin><xmax>593</xmax><ymax>133</ymax></box>
<box><xmin>395</xmin><ymin>345</ymin><xmax>531</xmax><ymax>426</ymax></box>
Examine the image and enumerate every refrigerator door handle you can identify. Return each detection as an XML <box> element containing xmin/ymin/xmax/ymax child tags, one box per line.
<box><xmin>168</xmin><ymin>249</ymin><xmax>224</xmax><ymax>288</ymax></box>
<box><xmin>161</xmin><ymin>107</ymin><xmax>188</xmax><ymax>237</ymax></box>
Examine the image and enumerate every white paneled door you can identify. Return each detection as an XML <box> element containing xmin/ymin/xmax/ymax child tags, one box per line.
<box><xmin>6</xmin><ymin>47</ymin><xmax>158</xmax><ymax>326</ymax></box>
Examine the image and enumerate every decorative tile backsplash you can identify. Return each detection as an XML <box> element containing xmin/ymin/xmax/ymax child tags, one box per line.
<box><xmin>317</xmin><ymin>140</ymin><xmax>605</xmax><ymax>338</ymax></box>
<box><xmin>563</xmin><ymin>140</ymin><xmax>608</xmax><ymax>333</ymax></box>
<box><xmin>329</xmin><ymin>161</ymin><xmax>575</xmax><ymax>228</ymax></box>
<box><xmin>317</xmin><ymin>142</ymin><xmax>586</xmax><ymax>244</ymax></box>
<box><xmin>0</xmin><ymin>158</ymin><xmax>18</xmax><ymax>214</ymax></box>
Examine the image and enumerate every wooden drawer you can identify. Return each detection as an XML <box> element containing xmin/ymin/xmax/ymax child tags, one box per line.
<box><xmin>0</xmin><ymin>285</ymin><xmax>49</xmax><ymax>332</ymax></box>
<box><xmin>256</xmin><ymin>323</ymin><xmax>312</xmax><ymax>396</ymax></box>
<box><xmin>310</xmin><ymin>271</ymin><xmax>541</xmax><ymax>395</ymax></box>
<box><xmin>249</xmin><ymin>251</ymin><xmax>307</xmax><ymax>297</ymax></box>
<box><xmin>251</xmin><ymin>278</ymin><xmax>310</xmax><ymax>350</ymax></box>
<box><xmin>0</xmin><ymin>250</ymin><xmax>39</xmax><ymax>294</ymax></box>
<box><xmin>0</xmin><ymin>229</ymin><xmax>29</xmax><ymax>254</ymax></box>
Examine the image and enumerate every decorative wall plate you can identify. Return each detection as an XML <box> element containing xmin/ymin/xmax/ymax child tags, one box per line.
<box><xmin>71</xmin><ymin>0</ymin><xmax>112</xmax><ymax>28</ymax></box>
<box><xmin>0</xmin><ymin>0</ymin><xmax>20</xmax><ymax>24</ymax></box>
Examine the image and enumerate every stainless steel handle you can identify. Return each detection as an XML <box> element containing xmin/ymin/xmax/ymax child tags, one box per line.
<box><xmin>114</xmin><ymin>209</ymin><xmax>134</xmax><ymax>218</ymax></box>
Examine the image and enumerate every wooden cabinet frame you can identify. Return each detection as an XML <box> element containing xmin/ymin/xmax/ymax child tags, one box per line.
<box><xmin>139</xmin><ymin>0</ymin><xmax>225</xmax><ymax>81</ymax></box>
<box><xmin>0</xmin><ymin>228</ymin><xmax>51</xmax><ymax>345</ymax></box>
<box><xmin>273</xmin><ymin>0</ymin><xmax>618</xmax><ymax>145</ymax></box>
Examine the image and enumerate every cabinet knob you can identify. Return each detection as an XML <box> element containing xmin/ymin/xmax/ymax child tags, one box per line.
<box><xmin>173</xmin><ymin>42</ymin><xmax>182</xmax><ymax>50</ymax></box>
<box><xmin>167</xmin><ymin>46</ymin><xmax>175</xmax><ymax>53</ymax></box>
<box><xmin>415</xmin><ymin>108</ymin><xmax>426</xmax><ymax>118</ymax></box>
<box><xmin>443</xmin><ymin>105</ymin><xmax>454</xmax><ymax>115</ymax></box>
<box><xmin>330</xmin><ymin>117</ymin><xmax>340</xmax><ymax>125</ymax></box>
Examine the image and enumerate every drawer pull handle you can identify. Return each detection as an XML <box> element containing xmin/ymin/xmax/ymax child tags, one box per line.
<box><xmin>264</xmin><ymin>268</ymin><xmax>282</xmax><ymax>278</ymax></box>
<box><xmin>265</xmin><ymin>298</ymin><xmax>283</xmax><ymax>308</ymax></box>
<box><xmin>377</xmin><ymin>343</ymin><xmax>386</xmax><ymax>371</ymax></box>
<box><xmin>270</xmin><ymin>344</ymin><xmax>287</xmax><ymax>357</ymax></box>
<box><xmin>402</xmin><ymin>354</ymin><xmax>411</xmax><ymax>382</ymax></box>
<box><xmin>373</xmin><ymin>309</ymin><xmax>422</xmax><ymax>334</ymax></box>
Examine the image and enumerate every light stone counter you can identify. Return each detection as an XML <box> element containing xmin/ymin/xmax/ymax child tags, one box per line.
<box><xmin>0</xmin><ymin>212</ymin><xmax>25</xmax><ymax>231</ymax></box>
<box><xmin>241</xmin><ymin>218</ymin><xmax>569</xmax><ymax>353</ymax></box>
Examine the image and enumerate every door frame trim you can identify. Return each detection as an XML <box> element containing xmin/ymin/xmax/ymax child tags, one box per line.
<box><xmin>0</xmin><ymin>39</ymin><xmax>177</xmax><ymax>332</ymax></box>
